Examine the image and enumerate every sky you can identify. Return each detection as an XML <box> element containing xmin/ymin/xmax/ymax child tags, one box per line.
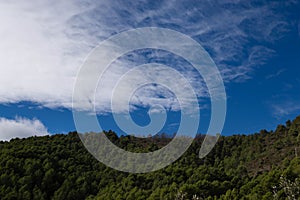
<box><xmin>0</xmin><ymin>0</ymin><xmax>300</xmax><ymax>140</ymax></box>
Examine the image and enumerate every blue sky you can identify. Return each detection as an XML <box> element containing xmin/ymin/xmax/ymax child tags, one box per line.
<box><xmin>0</xmin><ymin>0</ymin><xmax>300</xmax><ymax>140</ymax></box>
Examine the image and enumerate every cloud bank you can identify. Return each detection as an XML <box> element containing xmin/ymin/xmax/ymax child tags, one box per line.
<box><xmin>0</xmin><ymin>0</ymin><xmax>298</xmax><ymax>113</ymax></box>
<box><xmin>0</xmin><ymin>117</ymin><xmax>49</xmax><ymax>141</ymax></box>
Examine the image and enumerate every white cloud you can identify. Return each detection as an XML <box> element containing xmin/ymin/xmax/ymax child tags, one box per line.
<box><xmin>0</xmin><ymin>0</ymin><xmax>298</xmax><ymax>113</ymax></box>
<box><xmin>90</xmin><ymin>51</ymin><xmax>207</xmax><ymax>113</ymax></box>
<box><xmin>0</xmin><ymin>1</ymin><xmax>84</xmax><ymax>108</ymax></box>
<box><xmin>0</xmin><ymin>117</ymin><xmax>49</xmax><ymax>141</ymax></box>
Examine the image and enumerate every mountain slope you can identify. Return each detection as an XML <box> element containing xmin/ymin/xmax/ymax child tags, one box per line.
<box><xmin>0</xmin><ymin>117</ymin><xmax>300</xmax><ymax>199</ymax></box>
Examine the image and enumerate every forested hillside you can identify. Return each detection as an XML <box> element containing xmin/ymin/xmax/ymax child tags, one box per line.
<box><xmin>0</xmin><ymin>116</ymin><xmax>300</xmax><ymax>199</ymax></box>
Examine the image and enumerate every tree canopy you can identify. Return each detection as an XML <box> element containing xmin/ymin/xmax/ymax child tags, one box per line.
<box><xmin>0</xmin><ymin>117</ymin><xmax>300</xmax><ymax>199</ymax></box>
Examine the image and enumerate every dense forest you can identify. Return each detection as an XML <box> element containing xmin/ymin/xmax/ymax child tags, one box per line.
<box><xmin>0</xmin><ymin>116</ymin><xmax>300</xmax><ymax>200</ymax></box>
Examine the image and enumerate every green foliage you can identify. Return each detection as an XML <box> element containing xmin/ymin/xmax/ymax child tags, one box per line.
<box><xmin>0</xmin><ymin>116</ymin><xmax>300</xmax><ymax>199</ymax></box>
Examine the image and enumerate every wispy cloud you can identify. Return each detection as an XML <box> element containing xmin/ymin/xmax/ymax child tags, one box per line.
<box><xmin>298</xmin><ymin>21</ymin><xmax>300</xmax><ymax>36</ymax></box>
<box><xmin>266</xmin><ymin>68</ymin><xmax>286</xmax><ymax>79</ymax></box>
<box><xmin>0</xmin><ymin>0</ymin><xmax>298</xmax><ymax>113</ymax></box>
<box><xmin>0</xmin><ymin>117</ymin><xmax>49</xmax><ymax>141</ymax></box>
<box><xmin>271</xmin><ymin>102</ymin><xmax>300</xmax><ymax>119</ymax></box>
